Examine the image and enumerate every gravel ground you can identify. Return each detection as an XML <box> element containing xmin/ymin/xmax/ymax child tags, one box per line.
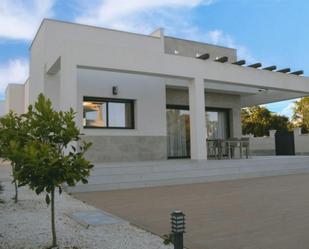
<box><xmin>0</xmin><ymin>166</ymin><xmax>172</xmax><ymax>249</ymax></box>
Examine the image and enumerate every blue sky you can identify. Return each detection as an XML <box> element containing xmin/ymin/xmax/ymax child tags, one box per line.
<box><xmin>0</xmin><ymin>0</ymin><xmax>308</xmax><ymax>117</ymax></box>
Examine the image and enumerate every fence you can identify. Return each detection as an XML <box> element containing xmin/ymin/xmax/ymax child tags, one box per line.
<box><xmin>246</xmin><ymin>128</ymin><xmax>309</xmax><ymax>156</ymax></box>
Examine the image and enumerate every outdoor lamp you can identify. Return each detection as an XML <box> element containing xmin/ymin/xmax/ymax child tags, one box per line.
<box><xmin>171</xmin><ymin>210</ymin><xmax>185</xmax><ymax>233</ymax></box>
<box><xmin>171</xmin><ymin>210</ymin><xmax>185</xmax><ymax>249</ymax></box>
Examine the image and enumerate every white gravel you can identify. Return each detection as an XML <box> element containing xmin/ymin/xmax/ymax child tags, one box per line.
<box><xmin>0</xmin><ymin>165</ymin><xmax>172</xmax><ymax>249</ymax></box>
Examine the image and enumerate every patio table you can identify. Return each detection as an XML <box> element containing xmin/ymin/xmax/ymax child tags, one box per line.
<box><xmin>207</xmin><ymin>138</ymin><xmax>250</xmax><ymax>159</ymax></box>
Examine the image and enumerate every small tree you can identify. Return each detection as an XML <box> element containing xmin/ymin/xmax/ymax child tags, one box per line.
<box><xmin>16</xmin><ymin>94</ymin><xmax>93</xmax><ymax>248</ymax></box>
<box><xmin>292</xmin><ymin>97</ymin><xmax>309</xmax><ymax>133</ymax></box>
<box><xmin>0</xmin><ymin>112</ymin><xmax>28</xmax><ymax>202</ymax></box>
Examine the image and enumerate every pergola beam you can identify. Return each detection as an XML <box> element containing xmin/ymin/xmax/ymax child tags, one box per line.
<box><xmin>290</xmin><ymin>70</ymin><xmax>304</xmax><ymax>76</ymax></box>
<box><xmin>248</xmin><ymin>63</ymin><xmax>262</xmax><ymax>68</ymax></box>
<box><xmin>277</xmin><ymin>68</ymin><xmax>291</xmax><ymax>73</ymax></box>
<box><xmin>215</xmin><ymin>56</ymin><xmax>228</xmax><ymax>63</ymax></box>
<box><xmin>263</xmin><ymin>65</ymin><xmax>277</xmax><ymax>71</ymax></box>
<box><xmin>232</xmin><ymin>60</ymin><xmax>246</xmax><ymax>66</ymax></box>
<box><xmin>197</xmin><ymin>53</ymin><xmax>210</xmax><ymax>60</ymax></box>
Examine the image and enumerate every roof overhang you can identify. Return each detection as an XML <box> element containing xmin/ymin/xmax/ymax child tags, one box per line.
<box><xmin>42</xmin><ymin>20</ymin><xmax>309</xmax><ymax>106</ymax></box>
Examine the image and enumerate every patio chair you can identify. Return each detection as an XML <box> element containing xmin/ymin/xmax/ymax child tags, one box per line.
<box><xmin>207</xmin><ymin>140</ymin><xmax>220</xmax><ymax>159</ymax></box>
<box><xmin>227</xmin><ymin>138</ymin><xmax>241</xmax><ymax>159</ymax></box>
<box><xmin>241</xmin><ymin>137</ymin><xmax>250</xmax><ymax>159</ymax></box>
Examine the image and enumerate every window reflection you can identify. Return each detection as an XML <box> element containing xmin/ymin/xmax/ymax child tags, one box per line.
<box><xmin>206</xmin><ymin>111</ymin><xmax>229</xmax><ymax>139</ymax></box>
<box><xmin>166</xmin><ymin>109</ymin><xmax>190</xmax><ymax>158</ymax></box>
<box><xmin>83</xmin><ymin>101</ymin><xmax>107</xmax><ymax>127</ymax></box>
<box><xmin>167</xmin><ymin>106</ymin><xmax>230</xmax><ymax>158</ymax></box>
<box><xmin>83</xmin><ymin>98</ymin><xmax>134</xmax><ymax>128</ymax></box>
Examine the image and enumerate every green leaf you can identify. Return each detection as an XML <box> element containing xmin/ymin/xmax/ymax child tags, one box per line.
<box><xmin>58</xmin><ymin>186</ymin><xmax>62</xmax><ymax>195</ymax></box>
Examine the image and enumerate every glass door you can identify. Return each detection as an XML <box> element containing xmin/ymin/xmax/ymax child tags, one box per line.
<box><xmin>166</xmin><ymin>105</ymin><xmax>230</xmax><ymax>158</ymax></box>
<box><xmin>166</xmin><ymin>108</ymin><xmax>190</xmax><ymax>158</ymax></box>
<box><xmin>206</xmin><ymin>110</ymin><xmax>229</xmax><ymax>139</ymax></box>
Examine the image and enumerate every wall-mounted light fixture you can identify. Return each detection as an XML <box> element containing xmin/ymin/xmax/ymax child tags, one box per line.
<box><xmin>112</xmin><ymin>86</ymin><xmax>118</xmax><ymax>95</ymax></box>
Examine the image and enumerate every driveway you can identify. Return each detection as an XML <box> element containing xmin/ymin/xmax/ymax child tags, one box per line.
<box><xmin>74</xmin><ymin>173</ymin><xmax>309</xmax><ymax>249</ymax></box>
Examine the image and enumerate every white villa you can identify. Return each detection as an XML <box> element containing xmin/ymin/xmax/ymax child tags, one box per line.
<box><xmin>4</xmin><ymin>19</ymin><xmax>309</xmax><ymax>163</ymax></box>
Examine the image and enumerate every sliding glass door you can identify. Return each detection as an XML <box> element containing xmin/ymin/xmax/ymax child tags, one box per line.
<box><xmin>166</xmin><ymin>108</ymin><xmax>190</xmax><ymax>158</ymax></box>
<box><xmin>206</xmin><ymin>110</ymin><xmax>229</xmax><ymax>139</ymax></box>
<box><xmin>166</xmin><ymin>105</ymin><xmax>230</xmax><ymax>158</ymax></box>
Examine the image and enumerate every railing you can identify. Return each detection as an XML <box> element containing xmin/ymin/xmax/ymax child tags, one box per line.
<box><xmin>207</xmin><ymin>138</ymin><xmax>250</xmax><ymax>159</ymax></box>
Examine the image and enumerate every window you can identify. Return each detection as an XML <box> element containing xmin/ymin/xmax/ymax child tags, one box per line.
<box><xmin>83</xmin><ymin>97</ymin><xmax>134</xmax><ymax>129</ymax></box>
<box><xmin>206</xmin><ymin>110</ymin><xmax>229</xmax><ymax>139</ymax></box>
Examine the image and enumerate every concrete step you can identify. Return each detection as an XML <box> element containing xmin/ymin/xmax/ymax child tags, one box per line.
<box><xmin>66</xmin><ymin>157</ymin><xmax>309</xmax><ymax>193</ymax></box>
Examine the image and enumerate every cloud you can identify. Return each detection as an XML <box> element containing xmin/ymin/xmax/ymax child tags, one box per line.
<box><xmin>266</xmin><ymin>99</ymin><xmax>300</xmax><ymax>119</ymax></box>
<box><xmin>0</xmin><ymin>0</ymin><xmax>55</xmax><ymax>40</ymax></box>
<box><xmin>76</xmin><ymin>0</ymin><xmax>214</xmax><ymax>34</ymax></box>
<box><xmin>205</xmin><ymin>29</ymin><xmax>256</xmax><ymax>63</ymax></box>
<box><xmin>279</xmin><ymin>100</ymin><xmax>299</xmax><ymax>118</ymax></box>
<box><xmin>76</xmin><ymin>0</ymin><xmax>214</xmax><ymax>28</ymax></box>
<box><xmin>0</xmin><ymin>59</ymin><xmax>29</xmax><ymax>94</ymax></box>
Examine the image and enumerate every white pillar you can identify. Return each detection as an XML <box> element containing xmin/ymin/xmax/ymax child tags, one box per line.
<box><xmin>60</xmin><ymin>56</ymin><xmax>80</xmax><ymax>154</ymax></box>
<box><xmin>60</xmin><ymin>57</ymin><xmax>77</xmax><ymax>110</ymax></box>
<box><xmin>269</xmin><ymin>129</ymin><xmax>276</xmax><ymax>137</ymax></box>
<box><xmin>59</xmin><ymin>56</ymin><xmax>81</xmax><ymax>127</ymax></box>
<box><xmin>189</xmin><ymin>77</ymin><xmax>207</xmax><ymax>160</ymax></box>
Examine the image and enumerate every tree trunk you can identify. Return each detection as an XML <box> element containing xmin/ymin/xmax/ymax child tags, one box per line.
<box><xmin>11</xmin><ymin>164</ymin><xmax>18</xmax><ymax>203</ymax></box>
<box><xmin>51</xmin><ymin>187</ymin><xmax>57</xmax><ymax>247</ymax></box>
<box><xmin>14</xmin><ymin>179</ymin><xmax>18</xmax><ymax>203</ymax></box>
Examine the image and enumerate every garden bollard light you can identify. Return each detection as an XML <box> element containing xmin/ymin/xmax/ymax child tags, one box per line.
<box><xmin>171</xmin><ymin>210</ymin><xmax>185</xmax><ymax>249</ymax></box>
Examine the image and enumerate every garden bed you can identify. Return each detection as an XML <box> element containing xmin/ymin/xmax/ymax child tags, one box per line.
<box><xmin>0</xmin><ymin>177</ymin><xmax>171</xmax><ymax>249</ymax></box>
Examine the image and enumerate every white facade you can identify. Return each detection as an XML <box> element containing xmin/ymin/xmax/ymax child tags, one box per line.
<box><xmin>4</xmin><ymin>19</ymin><xmax>309</xmax><ymax>162</ymax></box>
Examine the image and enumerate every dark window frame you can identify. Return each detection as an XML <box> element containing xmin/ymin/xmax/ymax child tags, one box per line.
<box><xmin>83</xmin><ymin>96</ymin><xmax>135</xmax><ymax>129</ymax></box>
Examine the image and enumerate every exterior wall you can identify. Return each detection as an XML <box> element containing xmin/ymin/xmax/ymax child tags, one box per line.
<box><xmin>247</xmin><ymin>129</ymin><xmax>309</xmax><ymax>156</ymax></box>
<box><xmin>164</xmin><ymin>36</ymin><xmax>237</xmax><ymax>62</ymax></box>
<box><xmin>5</xmin><ymin>84</ymin><xmax>25</xmax><ymax>114</ymax></box>
<box><xmin>166</xmin><ymin>88</ymin><xmax>242</xmax><ymax>138</ymax></box>
<box><xmin>29</xmin><ymin>24</ymin><xmax>46</xmax><ymax>105</ymax></box>
<box><xmin>249</xmin><ymin>136</ymin><xmax>276</xmax><ymax>156</ymax></box>
<box><xmin>45</xmin><ymin>71</ymin><xmax>60</xmax><ymax>111</ymax></box>
<box><xmin>77</xmin><ymin>68</ymin><xmax>167</xmax><ymax>162</ymax></box>
<box><xmin>294</xmin><ymin>128</ymin><xmax>309</xmax><ymax>155</ymax></box>
<box><xmin>0</xmin><ymin>101</ymin><xmax>5</xmax><ymax>117</ymax></box>
<box><xmin>81</xmin><ymin>136</ymin><xmax>166</xmax><ymax>162</ymax></box>
<box><xmin>24</xmin><ymin>79</ymin><xmax>30</xmax><ymax>113</ymax></box>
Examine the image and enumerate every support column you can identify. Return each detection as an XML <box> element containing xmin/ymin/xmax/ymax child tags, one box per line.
<box><xmin>189</xmin><ymin>77</ymin><xmax>207</xmax><ymax>160</ymax></box>
<box><xmin>59</xmin><ymin>56</ymin><xmax>81</xmax><ymax>127</ymax></box>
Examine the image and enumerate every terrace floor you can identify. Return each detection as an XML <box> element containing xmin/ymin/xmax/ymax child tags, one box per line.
<box><xmin>75</xmin><ymin>171</ymin><xmax>309</xmax><ymax>249</ymax></box>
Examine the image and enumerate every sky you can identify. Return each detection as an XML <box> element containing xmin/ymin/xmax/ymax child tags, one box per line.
<box><xmin>0</xmin><ymin>0</ymin><xmax>309</xmax><ymax>118</ymax></box>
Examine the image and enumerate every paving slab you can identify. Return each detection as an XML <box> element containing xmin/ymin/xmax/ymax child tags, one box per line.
<box><xmin>74</xmin><ymin>173</ymin><xmax>309</xmax><ymax>249</ymax></box>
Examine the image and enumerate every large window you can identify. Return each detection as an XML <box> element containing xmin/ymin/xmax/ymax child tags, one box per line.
<box><xmin>83</xmin><ymin>97</ymin><xmax>134</xmax><ymax>129</ymax></box>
